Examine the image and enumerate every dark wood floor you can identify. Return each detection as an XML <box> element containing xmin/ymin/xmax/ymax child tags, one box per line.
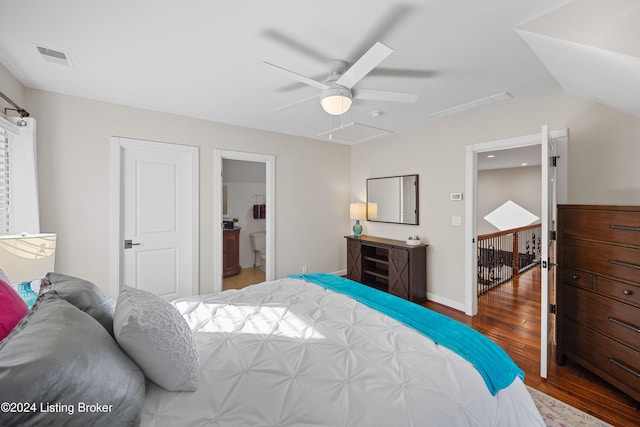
<box><xmin>423</xmin><ymin>267</ymin><xmax>639</xmax><ymax>427</ymax></box>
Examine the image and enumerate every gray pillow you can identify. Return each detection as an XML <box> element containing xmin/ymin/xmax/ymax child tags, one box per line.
<box><xmin>0</xmin><ymin>294</ymin><xmax>145</xmax><ymax>427</ymax></box>
<box><xmin>40</xmin><ymin>272</ymin><xmax>116</xmax><ymax>336</ymax></box>
<box><xmin>114</xmin><ymin>285</ymin><xmax>199</xmax><ymax>391</ymax></box>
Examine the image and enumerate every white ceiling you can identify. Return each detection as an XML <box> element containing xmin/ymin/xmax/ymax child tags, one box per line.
<box><xmin>0</xmin><ymin>0</ymin><xmax>638</xmax><ymax>145</ymax></box>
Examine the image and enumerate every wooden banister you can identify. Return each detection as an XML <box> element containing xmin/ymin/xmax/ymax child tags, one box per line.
<box><xmin>476</xmin><ymin>223</ymin><xmax>541</xmax><ymax>296</ymax></box>
<box><xmin>478</xmin><ymin>223</ymin><xmax>541</xmax><ymax>241</ymax></box>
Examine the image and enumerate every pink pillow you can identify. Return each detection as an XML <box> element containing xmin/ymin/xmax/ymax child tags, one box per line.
<box><xmin>0</xmin><ymin>278</ymin><xmax>29</xmax><ymax>340</ymax></box>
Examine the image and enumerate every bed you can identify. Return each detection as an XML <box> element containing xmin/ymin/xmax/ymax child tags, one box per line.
<box><xmin>0</xmin><ymin>272</ymin><xmax>545</xmax><ymax>426</ymax></box>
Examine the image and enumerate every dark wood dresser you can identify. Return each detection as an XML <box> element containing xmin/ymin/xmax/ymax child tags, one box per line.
<box><xmin>345</xmin><ymin>235</ymin><xmax>427</xmax><ymax>303</ymax></box>
<box><xmin>557</xmin><ymin>205</ymin><xmax>640</xmax><ymax>401</ymax></box>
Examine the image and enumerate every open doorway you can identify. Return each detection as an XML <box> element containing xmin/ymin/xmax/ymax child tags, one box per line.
<box><xmin>213</xmin><ymin>150</ymin><xmax>275</xmax><ymax>294</ymax></box>
<box><xmin>464</xmin><ymin>129</ymin><xmax>567</xmax><ymax>315</ymax></box>
<box><xmin>465</xmin><ymin>127</ymin><xmax>568</xmax><ymax>378</ymax></box>
<box><xmin>222</xmin><ymin>159</ymin><xmax>266</xmax><ymax>290</ymax></box>
<box><xmin>476</xmin><ymin>145</ymin><xmax>542</xmax><ymax>298</ymax></box>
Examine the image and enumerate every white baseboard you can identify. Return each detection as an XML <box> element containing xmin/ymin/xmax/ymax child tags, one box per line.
<box><xmin>426</xmin><ymin>292</ymin><xmax>466</xmax><ymax>312</ymax></box>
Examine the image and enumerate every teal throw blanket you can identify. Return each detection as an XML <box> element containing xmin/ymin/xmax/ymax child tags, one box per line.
<box><xmin>288</xmin><ymin>273</ymin><xmax>524</xmax><ymax>395</ymax></box>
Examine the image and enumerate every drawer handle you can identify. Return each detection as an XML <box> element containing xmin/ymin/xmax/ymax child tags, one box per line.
<box><xmin>610</xmin><ymin>225</ymin><xmax>640</xmax><ymax>232</ymax></box>
<box><xmin>608</xmin><ymin>317</ymin><xmax>640</xmax><ymax>333</ymax></box>
<box><xmin>571</xmin><ymin>274</ymin><xmax>579</xmax><ymax>280</ymax></box>
<box><xmin>609</xmin><ymin>358</ymin><xmax>640</xmax><ymax>378</ymax></box>
<box><xmin>609</xmin><ymin>259</ymin><xmax>640</xmax><ymax>270</ymax></box>
<box><xmin>623</xmin><ymin>289</ymin><xmax>633</xmax><ymax>296</ymax></box>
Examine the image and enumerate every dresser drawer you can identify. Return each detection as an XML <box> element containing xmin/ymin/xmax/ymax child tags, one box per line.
<box><xmin>561</xmin><ymin>267</ymin><xmax>593</xmax><ymax>291</ymax></box>
<box><xmin>559</xmin><ymin>208</ymin><xmax>640</xmax><ymax>246</ymax></box>
<box><xmin>564</xmin><ymin>319</ymin><xmax>640</xmax><ymax>398</ymax></box>
<box><xmin>595</xmin><ymin>276</ymin><xmax>640</xmax><ymax>308</ymax></box>
<box><xmin>563</xmin><ymin>238</ymin><xmax>640</xmax><ymax>283</ymax></box>
<box><xmin>563</xmin><ymin>285</ymin><xmax>640</xmax><ymax>350</ymax></box>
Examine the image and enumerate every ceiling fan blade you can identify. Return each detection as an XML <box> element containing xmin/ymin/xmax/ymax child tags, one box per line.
<box><xmin>269</xmin><ymin>93</ymin><xmax>320</xmax><ymax>113</ymax></box>
<box><xmin>336</xmin><ymin>42</ymin><xmax>393</xmax><ymax>89</ymax></box>
<box><xmin>367</xmin><ymin>68</ymin><xmax>438</xmax><ymax>79</ymax></box>
<box><xmin>349</xmin><ymin>4</ymin><xmax>415</xmax><ymax>61</ymax></box>
<box><xmin>262</xmin><ymin>29</ymin><xmax>331</xmax><ymax>64</ymax></box>
<box><xmin>353</xmin><ymin>88</ymin><xmax>418</xmax><ymax>103</ymax></box>
<box><xmin>263</xmin><ymin>62</ymin><xmax>328</xmax><ymax>90</ymax></box>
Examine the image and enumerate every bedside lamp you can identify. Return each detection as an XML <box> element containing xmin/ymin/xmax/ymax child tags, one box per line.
<box><xmin>0</xmin><ymin>233</ymin><xmax>57</xmax><ymax>307</ymax></box>
<box><xmin>350</xmin><ymin>203</ymin><xmax>366</xmax><ymax>238</ymax></box>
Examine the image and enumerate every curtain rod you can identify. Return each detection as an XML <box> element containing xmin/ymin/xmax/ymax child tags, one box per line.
<box><xmin>0</xmin><ymin>90</ymin><xmax>30</xmax><ymax>118</ymax></box>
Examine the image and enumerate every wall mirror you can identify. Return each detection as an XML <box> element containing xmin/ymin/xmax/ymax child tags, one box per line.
<box><xmin>366</xmin><ymin>174</ymin><xmax>419</xmax><ymax>224</ymax></box>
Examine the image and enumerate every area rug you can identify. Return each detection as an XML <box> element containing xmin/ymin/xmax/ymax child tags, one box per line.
<box><xmin>527</xmin><ymin>386</ymin><xmax>613</xmax><ymax>427</ymax></box>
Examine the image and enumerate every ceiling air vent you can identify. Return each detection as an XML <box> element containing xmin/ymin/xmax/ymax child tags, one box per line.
<box><xmin>35</xmin><ymin>45</ymin><xmax>73</xmax><ymax>67</ymax></box>
<box><xmin>430</xmin><ymin>92</ymin><xmax>512</xmax><ymax>118</ymax></box>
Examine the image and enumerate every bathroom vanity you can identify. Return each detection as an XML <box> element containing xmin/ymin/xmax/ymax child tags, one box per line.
<box><xmin>223</xmin><ymin>228</ymin><xmax>241</xmax><ymax>276</ymax></box>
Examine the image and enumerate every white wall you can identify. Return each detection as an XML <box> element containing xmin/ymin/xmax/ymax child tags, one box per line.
<box><xmin>5</xmin><ymin>62</ymin><xmax>640</xmax><ymax>307</ymax></box>
<box><xmin>23</xmin><ymin>89</ymin><xmax>351</xmax><ymax>296</ymax></box>
<box><xmin>0</xmin><ymin>63</ymin><xmax>25</xmax><ymax>109</ymax></box>
<box><xmin>352</xmin><ymin>91</ymin><xmax>640</xmax><ymax>307</ymax></box>
<box><xmin>477</xmin><ymin>166</ymin><xmax>541</xmax><ymax>235</ymax></box>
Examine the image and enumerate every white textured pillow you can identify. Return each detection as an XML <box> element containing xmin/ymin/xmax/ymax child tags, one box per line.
<box><xmin>114</xmin><ymin>286</ymin><xmax>199</xmax><ymax>391</ymax></box>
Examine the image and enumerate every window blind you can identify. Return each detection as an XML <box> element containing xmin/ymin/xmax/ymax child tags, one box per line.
<box><xmin>0</xmin><ymin>116</ymin><xmax>38</xmax><ymax>235</ymax></box>
<box><xmin>0</xmin><ymin>127</ymin><xmax>11</xmax><ymax>233</ymax></box>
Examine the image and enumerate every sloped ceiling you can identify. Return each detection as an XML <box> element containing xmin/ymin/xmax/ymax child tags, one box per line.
<box><xmin>0</xmin><ymin>0</ymin><xmax>637</xmax><ymax>145</ymax></box>
<box><xmin>517</xmin><ymin>0</ymin><xmax>640</xmax><ymax>117</ymax></box>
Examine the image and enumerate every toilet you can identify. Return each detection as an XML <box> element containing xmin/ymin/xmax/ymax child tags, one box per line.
<box><xmin>249</xmin><ymin>231</ymin><xmax>266</xmax><ymax>271</ymax></box>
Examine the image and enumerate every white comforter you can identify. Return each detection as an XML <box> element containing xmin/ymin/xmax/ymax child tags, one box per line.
<box><xmin>140</xmin><ymin>277</ymin><xmax>544</xmax><ymax>426</ymax></box>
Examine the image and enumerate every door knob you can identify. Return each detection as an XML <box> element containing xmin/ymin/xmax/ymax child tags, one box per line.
<box><xmin>124</xmin><ymin>239</ymin><xmax>141</xmax><ymax>249</ymax></box>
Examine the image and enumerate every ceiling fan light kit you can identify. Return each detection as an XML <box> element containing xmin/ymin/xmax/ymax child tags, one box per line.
<box><xmin>320</xmin><ymin>86</ymin><xmax>353</xmax><ymax>115</ymax></box>
<box><xmin>265</xmin><ymin>41</ymin><xmax>418</xmax><ymax>117</ymax></box>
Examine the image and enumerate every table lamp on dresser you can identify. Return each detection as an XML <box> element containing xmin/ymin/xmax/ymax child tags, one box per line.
<box><xmin>350</xmin><ymin>203</ymin><xmax>366</xmax><ymax>238</ymax></box>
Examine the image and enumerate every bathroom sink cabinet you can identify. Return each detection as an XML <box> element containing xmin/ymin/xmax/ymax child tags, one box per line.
<box><xmin>223</xmin><ymin>228</ymin><xmax>241</xmax><ymax>276</ymax></box>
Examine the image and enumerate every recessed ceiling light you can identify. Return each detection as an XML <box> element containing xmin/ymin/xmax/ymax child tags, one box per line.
<box><xmin>487</xmin><ymin>154</ymin><xmax>496</xmax><ymax>158</ymax></box>
<box><xmin>521</xmin><ymin>162</ymin><xmax>528</xmax><ymax>166</ymax></box>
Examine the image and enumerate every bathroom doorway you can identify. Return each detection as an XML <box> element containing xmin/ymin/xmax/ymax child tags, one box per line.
<box><xmin>222</xmin><ymin>159</ymin><xmax>266</xmax><ymax>290</ymax></box>
<box><xmin>213</xmin><ymin>150</ymin><xmax>275</xmax><ymax>294</ymax></box>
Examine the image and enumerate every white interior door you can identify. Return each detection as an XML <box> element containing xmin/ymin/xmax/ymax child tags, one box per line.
<box><xmin>112</xmin><ymin>138</ymin><xmax>199</xmax><ymax>300</ymax></box>
<box><xmin>540</xmin><ymin>125</ymin><xmax>557</xmax><ymax>378</ymax></box>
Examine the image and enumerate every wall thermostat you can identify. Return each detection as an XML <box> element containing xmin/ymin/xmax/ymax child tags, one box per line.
<box><xmin>450</xmin><ymin>192</ymin><xmax>463</xmax><ymax>201</ymax></box>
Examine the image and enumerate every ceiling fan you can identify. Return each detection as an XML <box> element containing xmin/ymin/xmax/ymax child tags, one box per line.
<box><xmin>264</xmin><ymin>41</ymin><xmax>419</xmax><ymax>116</ymax></box>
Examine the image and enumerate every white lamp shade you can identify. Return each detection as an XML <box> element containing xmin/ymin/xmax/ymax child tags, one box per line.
<box><xmin>367</xmin><ymin>203</ymin><xmax>378</xmax><ymax>219</ymax></box>
<box><xmin>350</xmin><ymin>203</ymin><xmax>366</xmax><ymax>220</ymax></box>
<box><xmin>0</xmin><ymin>233</ymin><xmax>56</xmax><ymax>283</ymax></box>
